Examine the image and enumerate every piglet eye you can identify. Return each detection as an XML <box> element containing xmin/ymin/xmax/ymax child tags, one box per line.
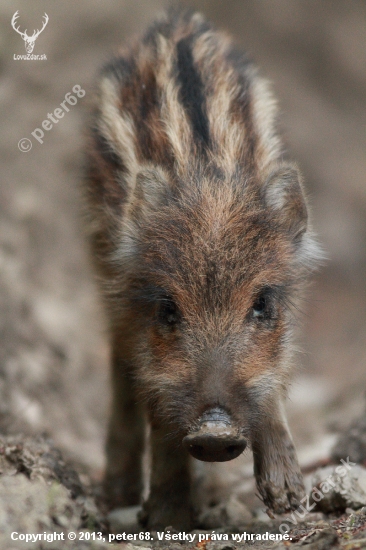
<box><xmin>158</xmin><ymin>299</ymin><xmax>179</xmax><ymax>326</ymax></box>
<box><xmin>252</xmin><ymin>289</ymin><xmax>271</xmax><ymax>320</ymax></box>
<box><xmin>252</xmin><ymin>295</ymin><xmax>266</xmax><ymax>318</ymax></box>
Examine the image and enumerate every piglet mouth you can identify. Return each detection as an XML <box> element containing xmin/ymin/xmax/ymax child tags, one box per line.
<box><xmin>183</xmin><ymin>407</ymin><xmax>247</xmax><ymax>462</ymax></box>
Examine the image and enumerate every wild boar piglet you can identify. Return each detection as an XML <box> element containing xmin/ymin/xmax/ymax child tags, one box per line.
<box><xmin>84</xmin><ymin>7</ymin><xmax>321</xmax><ymax>530</ymax></box>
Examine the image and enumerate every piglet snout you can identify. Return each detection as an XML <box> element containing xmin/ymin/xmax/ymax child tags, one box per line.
<box><xmin>183</xmin><ymin>407</ymin><xmax>247</xmax><ymax>462</ymax></box>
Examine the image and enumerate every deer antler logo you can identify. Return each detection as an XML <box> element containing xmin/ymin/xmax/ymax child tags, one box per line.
<box><xmin>11</xmin><ymin>11</ymin><xmax>49</xmax><ymax>54</ymax></box>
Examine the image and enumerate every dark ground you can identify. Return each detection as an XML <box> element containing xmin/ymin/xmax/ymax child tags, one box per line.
<box><xmin>1</xmin><ymin>0</ymin><xmax>366</xmax><ymax>548</ymax></box>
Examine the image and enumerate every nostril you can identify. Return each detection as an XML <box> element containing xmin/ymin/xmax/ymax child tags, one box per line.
<box><xmin>183</xmin><ymin>432</ymin><xmax>247</xmax><ymax>462</ymax></box>
<box><xmin>190</xmin><ymin>444</ymin><xmax>204</xmax><ymax>452</ymax></box>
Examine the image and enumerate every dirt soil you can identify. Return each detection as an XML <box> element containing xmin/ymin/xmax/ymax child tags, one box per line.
<box><xmin>1</xmin><ymin>430</ymin><xmax>366</xmax><ymax>549</ymax></box>
<box><xmin>1</xmin><ymin>0</ymin><xmax>366</xmax><ymax>548</ymax></box>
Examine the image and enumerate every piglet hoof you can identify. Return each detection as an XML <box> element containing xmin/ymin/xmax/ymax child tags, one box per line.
<box><xmin>103</xmin><ymin>475</ymin><xmax>141</xmax><ymax>510</ymax></box>
<box><xmin>259</xmin><ymin>478</ymin><xmax>305</xmax><ymax>514</ymax></box>
<box><xmin>138</xmin><ymin>498</ymin><xmax>192</xmax><ymax>531</ymax></box>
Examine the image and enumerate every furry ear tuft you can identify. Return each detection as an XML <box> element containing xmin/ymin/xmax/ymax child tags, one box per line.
<box><xmin>263</xmin><ymin>164</ymin><xmax>308</xmax><ymax>243</ymax></box>
<box><xmin>116</xmin><ymin>167</ymin><xmax>170</xmax><ymax>267</ymax></box>
<box><xmin>128</xmin><ymin>167</ymin><xmax>169</xmax><ymax>219</ymax></box>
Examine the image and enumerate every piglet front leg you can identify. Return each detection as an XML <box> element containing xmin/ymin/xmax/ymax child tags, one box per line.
<box><xmin>139</xmin><ymin>423</ymin><xmax>192</xmax><ymax>531</ymax></box>
<box><xmin>252</xmin><ymin>400</ymin><xmax>305</xmax><ymax>514</ymax></box>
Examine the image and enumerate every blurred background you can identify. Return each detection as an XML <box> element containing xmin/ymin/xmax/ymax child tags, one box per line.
<box><xmin>0</xmin><ymin>0</ymin><xmax>365</xmax><ymax>502</ymax></box>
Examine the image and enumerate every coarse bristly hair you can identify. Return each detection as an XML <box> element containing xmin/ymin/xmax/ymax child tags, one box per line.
<box><xmin>84</xmin><ymin>6</ymin><xmax>323</xmax><ymax>431</ymax></box>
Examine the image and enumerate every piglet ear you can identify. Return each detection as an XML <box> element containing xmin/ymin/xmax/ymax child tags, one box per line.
<box><xmin>128</xmin><ymin>167</ymin><xmax>169</xmax><ymax>219</ymax></box>
<box><xmin>263</xmin><ymin>163</ymin><xmax>308</xmax><ymax>243</ymax></box>
<box><xmin>119</xmin><ymin>167</ymin><xmax>169</xmax><ymax>264</ymax></box>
